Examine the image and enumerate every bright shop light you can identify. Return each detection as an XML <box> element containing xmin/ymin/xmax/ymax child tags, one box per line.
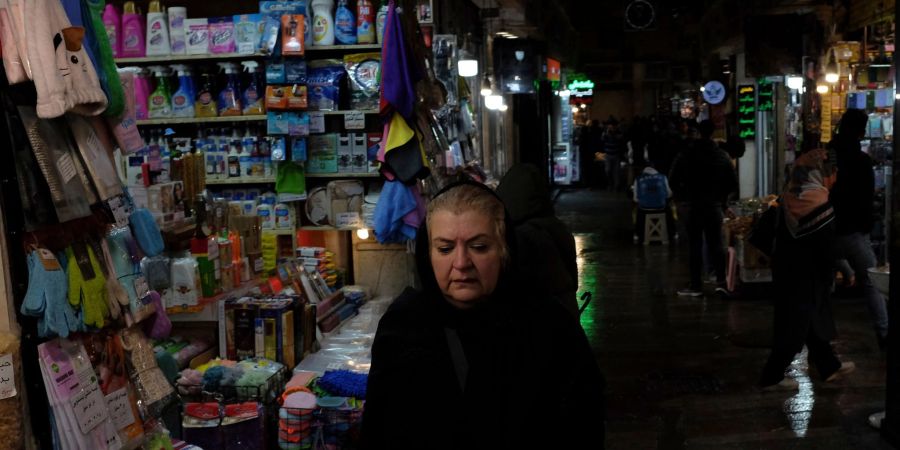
<box><xmin>571</xmin><ymin>106</ymin><xmax>578</xmax><ymax>113</ymax></box>
<box><xmin>485</xmin><ymin>94</ymin><xmax>504</xmax><ymax>110</ymax></box>
<box><xmin>786</xmin><ymin>76</ymin><xmax>804</xmax><ymax>90</ymax></box>
<box><xmin>559</xmin><ymin>89</ymin><xmax>571</xmax><ymax>97</ymax></box>
<box><xmin>579</xmin><ymin>104</ymin><xmax>587</xmax><ymax>109</ymax></box>
<box><xmin>816</xmin><ymin>84</ymin><xmax>829</xmax><ymax>94</ymax></box>
<box><xmin>356</xmin><ymin>228</ymin><xmax>370</xmax><ymax>240</ymax></box>
<box><xmin>458</xmin><ymin>59</ymin><xmax>478</xmax><ymax>77</ymax></box>
<box><xmin>498</xmin><ymin>103</ymin><xmax>508</xmax><ymax>111</ymax></box>
<box><xmin>825</xmin><ymin>72</ymin><xmax>839</xmax><ymax>83</ymax></box>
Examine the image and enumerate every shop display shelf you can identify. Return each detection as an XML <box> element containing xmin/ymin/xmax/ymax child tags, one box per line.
<box><xmin>306</xmin><ymin>172</ymin><xmax>379</xmax><ymax>178</ymax></box>
<box><xmin>167</xmin><ymin>279</ymin><xmax>263</xmax><ymax>316</ymax></box>
<box><xmin>300</xmin><ymin>225</ymin><xmax>358</xmax><ymax>231</ymax></box>
<box><xmin>316</xmin><ymin>109</ymin><xmax>380</xmax><ymax>115</ymax></box>
<box><xmin>136</xmin><ymin>115</ymin><xmax>267</xmax><ymax>126</ymax></box>
<box><xmin>263</xmin><ymin>229</ymin><xmax>296</xmax><ymax>236</ymax></box>
<box><xmin>115</xmin><ymin>52</ymin><xmax>266</xmax><ymax>64</ymax></box>
<box><xmin>206</xmin><ymin>177</ymin><xmax>276</xmax><ymax>185</ymax></box>
<box><xmin>305</xmin><ymin>44</ymin><xmax>381</xmax><ymax>51</ymax></box>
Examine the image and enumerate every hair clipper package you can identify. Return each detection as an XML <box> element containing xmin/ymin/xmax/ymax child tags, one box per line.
<box><xmin>284</xmin><ymin>59</ymin><xmax>307</xmax><ymax>84</ymax></box>
<box><xmin>288</xmin><ymin>112</ymin><xmax>310</xmax><ymax>136</ymax></box>
<box><xmin>281</xmin><ymin>14</ymin><xmax>305</xmax><ymax>56</ymax></box>
<box><xmin>266</xmin><ymin>62</ymin><xmax>286</xmax><ymax>84</ymax></box>
<box><xmin>259</xmin><ymin>1</ymin><xmax>305</xmax><ymax>53</ymax></box>
<box><xmin>267</xmin><ymin>112</ymin><xmax>290</xmax><ymax>135</ymax></box>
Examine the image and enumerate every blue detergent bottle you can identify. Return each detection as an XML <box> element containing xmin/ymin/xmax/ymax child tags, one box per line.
<box><xmin>170</xmin><ymin>64</ymin><xmax>196</xmax><ymax>117</ymax></box>
<box><xmin>216</xmin><ymin>62</ymin><xmax>243</xmax><ymax>116</ymax></box>
<box><xmin>334</xmin><ymin>0</ymin><xmax>357</xmax><ymax>45</ymax></box>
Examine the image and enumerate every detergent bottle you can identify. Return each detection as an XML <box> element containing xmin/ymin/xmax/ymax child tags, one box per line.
<box><xmin>147</xmin><ymin>66</ymin><xmax>172</xmax><ymax>118</ymax></box>
<box><xmin>356</xmin><ymin>0</ymin><xmax>375</xmax><ymax>44</ymax></box>
<box><xmin>170</xmin><ymin>64</ymin><xmax>196</xmax><ymax>117</ymax></box>
<box><xmin>334</xmin><ymin>0</ymin><xmax>356</xmax><ymax>45</ymax></box>
<box><xmin>311</xmin><ymin>0</ymin><xmax>335</xmax><ymax>46</ymax></box>
<box><xmin>376</xmin><ymin>0</ymin><xmax>388</xmax><ymax>44</ymax></box>
<box><xmin>121</xmin><ymin>1</ymin><xmax>145</xmax><ymax>57</ymax></box>
<box><xmin>240</xmin><ymin>61</ymin><xmax>264</xmax><ymax>115</ymax></box>
<box><xmin>102</xmin><ymin>4</ymin><xmax>122</xmax><ymax>57</ymax></box>
<box><xmin>129</xmin><ymin>67</ymin><xmax>152</xmax><ymax>120</ymax></box>
<box><xmin>145</xmin><ymin>0</ymin><xmax>171</xmax><ymax>56</ymax></box>
<box><xmin>195</xmin><ymin>70</ymin><xmax>218</xmax><ymax>117</ymax></box>
<box><xmin>216</xmin><ymin>62</ymin><xmax>242</xmax><ymax>117</ymax></box>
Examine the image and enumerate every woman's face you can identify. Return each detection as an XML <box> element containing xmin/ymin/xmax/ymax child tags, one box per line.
<box><xmin>429</xmin><ymin>210</ymin><xmax>503</xmax><ymax>309</ymax></box>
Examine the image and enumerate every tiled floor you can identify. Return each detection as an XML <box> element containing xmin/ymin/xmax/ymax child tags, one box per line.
<box><xmin>556</xmin><ymin>189</ymin><xmax>892</xmax><ymax>449</ymax></box>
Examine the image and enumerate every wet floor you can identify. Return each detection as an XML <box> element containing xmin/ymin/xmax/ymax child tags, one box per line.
<box><xmin>557</xmin><ymin>189</ymin><xmax>891</xmax><ymax>449</ymax></box>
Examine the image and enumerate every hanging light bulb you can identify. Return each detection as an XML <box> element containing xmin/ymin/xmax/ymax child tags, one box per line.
<box><xmin>356</xmin><ymin>228</ymin><xmax>370</xmax><ymax>240</ymax></box>
<box><xmin>824</xmin><ymin>48</ymin><xmax>839</xmax><ymax>83</ymax></box>
<box><xmin>571</xmin><ymin>106</ymin><xmax>578</xmax><ymax>113</ymax></box>
<box><xmin>480</xmin><ymin>76</ymin><xmax>492</xmax><ymax>97</ymax></box>
<box><xmin>816</xmin><ymin>84</ymin><xmax>829</xmax><ymax>94</ymax></box>
<box><xmin>458</xmin><ymin>49</ymin><xmax>478</xmax><ymax>77</ymax></box>
<box><xmin>498</xmin><ymin>103</ymin><xmax>508</xmax><ymax>112</ymax></box>
<box><xmin>786</xmin><ymin>76</ymin><xmax>804</xmax><ymax>90</ymax></box>
<box><xmin>485</xmin><ymin>94</ymin><xmax>504</xmax><ymax>110</ymax></box>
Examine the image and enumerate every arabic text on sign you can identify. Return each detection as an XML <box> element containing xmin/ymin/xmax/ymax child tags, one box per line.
<box><xmin>0</xmin><ymin>354</ymin><xmax>15</xmax><ymax>400</ymax></box>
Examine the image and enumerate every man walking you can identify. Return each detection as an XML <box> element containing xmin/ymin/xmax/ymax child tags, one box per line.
<box><xmin>602</xmin><ymin>119</ymin><xmax>625</xmax><ymax>192</ymax></box>
<box><xmin>670</xmin><ymin>120</ymin><xmax>738</xmax><ymax>297</ymax></box>
<box><xmin>829</xmin><ymin>109</ymin><xmax>889</xmax><ymax>349</ymax></box>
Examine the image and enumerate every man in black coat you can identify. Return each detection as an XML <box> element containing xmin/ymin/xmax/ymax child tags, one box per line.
<box><xmin>829</xmin><ymin>109</ymin><xmax>889</xmax><ymax>348</ymax></box>
<box><xmin>669</xmin><ymin>120</ymin><xmax>738</xmax><ymax>297</ymax></box>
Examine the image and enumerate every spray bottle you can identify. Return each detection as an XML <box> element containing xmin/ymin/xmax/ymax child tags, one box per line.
<box><xmin>195</xmin><ymin>69</ymin><xmax>218</xmax><ymax>117</ymax></box>
<box><xmin>147</xmin><ymin>66</ymin><xmax>173</xmax><ymax>118</ymax></box>
<box><xmin>240</xmin><ymin>61</ymin><xmax>264</xmax><ymax>115</ymax></box>
<box><xmin>170</xmin><ymin>64</ymin><xmax>196</xmax><ymax>117</ymax></box>
<box><xmin>126</xmin><ymin>67</ymin><xmax>151</xmax><ymax>120</ymax></box>
<box><xmin>216</xmin><ymin>62</ymin><xmax>242</xmax><ymax>116</ymax></box>
<box><xmin>145</xmin><ymin>0</ymin><xmax>171</xmax><ymax>56</ymax></box>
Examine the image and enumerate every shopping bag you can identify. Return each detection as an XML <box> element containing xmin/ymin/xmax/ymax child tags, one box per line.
<box><xmin>746</xmin><ymin>204</ymin><xmax>780</xmax><ymax>257</ymax></box>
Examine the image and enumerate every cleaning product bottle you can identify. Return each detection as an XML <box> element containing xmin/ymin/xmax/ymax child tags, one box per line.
<box><xmin>167</xmin><ymin>6</ymin><xmax>187</xmax><ymax>55</ymax></box>
<box><xmin>103</xmin><ymin>4</ymin><xmax>122</xmax><ymax>58</ymax></box>
<box><xmin>304</xmin><ymin>0</ymin><xmax>313</xmax><ymax>47</ymax></box>
<box><xmin>311</xmin><ymin>0</ymin><xmax>335</xmax><ymax>46</ymax></box>
<box><xmin>145</xmin><ymin>0</ymin><xmax>170</xmax><ymax>56</ymax></box>
<box><xmin>240</xmin><ymin>61</ymin><xmax>264</xmax><ymax>115</ymax></box>
<box><xmin>334</xmin><ymin>0</ymin><xmax>356</xmax><ymax>45</ymax></box>
<box><xmin>121</xmin><ymin>1</ymin><xmax>146</xmax><ymax>57</ymax></box>
<box><xmin>227</xmin><ymin>130</ymin><xmax>240</xmax><ymax>178</ymax></box>
<box><xmin>147</xmin><ymin>66</ymin><xmax>172</xmax><ymax>118</ymax></box>
<box><xmin>132</xmin><ymin>67</ymin><xmax>151</xmax><ymax>120</ymax></box>
<box><xmin>357</xmin><ymin>0</ymin><xmax>375</xmax><ymax>44</ymax></box>
<box><xmin>195</xmin><ymin>70</ymin><xmax>218</xmax><ymax>117</ymax></box>
<box><xmin>216</xmin><ymin>62</ymin><xmax>242</xmax><ymax>116</ymax></box>
<box><xmin>170</xmin><ymin>64</ymin><xmax>196</xmax><ymax>117</ymax></box>
<box><xmin>376</xmin><ymin>0</ymin><xmax>388</xmax><ymax>45</ymax></box>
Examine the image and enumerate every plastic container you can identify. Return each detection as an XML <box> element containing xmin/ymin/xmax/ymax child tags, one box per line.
<box><xmin>311</xmin><ymin>0</ymin><xmax>335</xmax><ymax>46</ymax></box>
<box><xmin>334</xmin><ymin>0</ymin><xmax>356</xmax><ymax>45</ymax></box>
<box><xmin>168</xmin><ymin>6</ymin><xmax>187</xmax><ymax>55</ymax></box>
<box><xmin>103</xmin><ymin>4</ymin><xmax>122</xmax><ymax>57</ymax></box>
<box><xmin>195</xmin><ymin>71</ymin><xmax>218</xmax><ymax>117</ymax></box>
<box><xmin>170</xmin><ymin>64</ymin><xmax>195</xmax><ymax>117</ymax></box>
<box><xmin>216</xmin><ymin>62</ymin><xmax>242</xmax><ymax>116</ymax></box>
<box><xmin>275</xmin><ymin>203</ymin><xmax>293</xmax><ymax>229</ymax></box>
<box><xmin>258</xmin><ymin>204</ymin><xmax>274</xmax><ymax>229</ymax></box>
<box><xmin>356</xmin><ymin>0</ymin><xmax>375</xmax><ymax>44</ymax></box>
<box><xmin>145</xmin><ymin>0</ymin><xmax>170</xmax><ymax>56</ymax></box>
<box><xmin>240</xmin><ymin>61</ymin><xmax>264</xmax><ymax>115</ymax></box>
<box><xmin>147</xmin><ymin>66</ymin><xmax>173</xmax><ymax>118</ymax></box>
<box><xmin>121</xmin><ymin>1</ymin><xmax>146</xmax><ymax>58</ymax></box>
<box><xmin>131</xmin><ymin>68</ymin><xmax>152</xmax><ymax>120</ymax></box>
<box><xmin>376</xmin><ymin>0</ymin><xmax>388</xmax><ymax>44</ymax></box>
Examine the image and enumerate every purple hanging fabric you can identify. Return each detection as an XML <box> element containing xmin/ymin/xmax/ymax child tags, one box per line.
<box><xmin>379</xmin><ymin>0</ymin><xmax>422</xmax><ymax>121</ymax></box>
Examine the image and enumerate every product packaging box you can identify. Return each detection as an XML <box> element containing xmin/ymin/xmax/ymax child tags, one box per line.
<box><xmin>185</xmin><ymin>18</ymin><xmax>209</xmax><ymax>55</ymax></box>
<box><xmin>366</xmin><ymin>133</ymin><xmax>382</xmax><ymax>173</ymax></box>
<box><xmin>337</xmin><ymin>133</ymin><xmax>353</xmax><ymax>173</ymax></box>
<box><xmin>351</xmin><ymin>133</ymin><xmax>368</xmax><ymax>173</ymax></box>
<box><xmin>307</xmin><ymin>134</ymin><xmax>338</xmax><ymax>173</ymax></box>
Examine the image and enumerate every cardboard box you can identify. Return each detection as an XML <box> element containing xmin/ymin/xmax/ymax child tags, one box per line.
<box><xmin>307</xmin><ymin>134</ymin><xmax>337</xmax><ymax>173</ymax></box>
<box><xmin>337</xmin><ymin>133</ymin><xmax>353</xmax><ymax>173</ymax></box>
<box><xmin>351</xmin><ymin>133</ymin><xmax>368</xmax><ymax>173</ymax></box>
<box><xmin>366</xmin><ymin>133</ymin><xmax>382</xmax><ymax>173</ymax></box>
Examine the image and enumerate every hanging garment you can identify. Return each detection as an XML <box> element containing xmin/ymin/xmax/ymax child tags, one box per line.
<box><xmin>379</xmin><ymin>0</ymin><xmax>422</xmax><ymax>121</ymax></box>
<box><xmin>3</xmin><ymin>0</ymin><xmax>32</xmax><ymax>81</ymax></box>
<box><xmin>0</xmin><ymin>0</ymin><xmax>26</xmax><ymax>83</ymax></box>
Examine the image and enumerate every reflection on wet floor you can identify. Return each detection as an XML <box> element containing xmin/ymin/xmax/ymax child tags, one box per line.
<box><xmin>557</xmin><ymin>189</ymin><xmax>890</xmax><ymax>449</ymax></box>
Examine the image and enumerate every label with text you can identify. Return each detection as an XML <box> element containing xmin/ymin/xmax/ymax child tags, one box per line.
<box><xmin>0</xmin><ymin>354</ymin><xmax>16</xmax><ymax>399</ymax></box>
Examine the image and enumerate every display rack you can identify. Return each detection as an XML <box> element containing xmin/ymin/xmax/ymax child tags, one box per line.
<box><xmin>206</xmin><ymin>177</ymin><xmax>276</xmax><ymax>185</ymax></box>
<box><xmin>305</xmin><ymin>44</ymin><xmax>382</xmax><ymax>51</ymax></box>
<box><xmin>136</xmin><ymin>115</ymin><xmax>267</xmax><ymax>126</ymax></box>
<box><xmin>114</xmin><ymin>52</ymin><xmax>267</xmax><ymax>64</ymax></box>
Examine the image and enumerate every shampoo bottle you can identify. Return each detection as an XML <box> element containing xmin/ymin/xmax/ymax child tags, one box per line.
<box><xmin>170</xmin><ymin>64</ymin><xmax>196</xmax><ymax>117</ymax></box>
<box><xmin>356</xmin><ymin>0</ymin><xmax>375</xmax><ymax>44</ymax></box>
<box><xmin>145</xmin><ymin>0</ymin><xmax>171</xmax><ymax>56</ymax></box>
<box><xmin>216</xmin><ymin>62</ymin><xmax>242</xmax><ymax>116</ymax></box>
<box><xmin>102</xmin><ymin>4</ymin><xmax>122</xmax><ymax>57</ymax></box>
<box><xmin>147</xmin><ymin>66</ymin><xmax>173</xmax><ymax>118</ymax></box>
<box><xmin>334</xmin><ymin>0</ymin><xmax>356</xmax><ymax>45</ymax></box>
<box><xmin>240</xmin><ymin>61</ymin><xmax>264</xmax><ymax>115</ymax></box>
<box><xmin>311</xmin><ymin>0</ymin><xmax>335</xmax><ymax>46</ymax></box>
<box><xmin>195</xmin><ymin>71</ymin><xmax>218</xmax><ymax>117</ymax></box>
<box><xmin>121</xmin><ymin>1</ymin><xmax>146</xmax><ymax>57</ymax></box>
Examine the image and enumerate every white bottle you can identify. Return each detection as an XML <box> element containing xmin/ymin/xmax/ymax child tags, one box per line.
<box><xmin>275</xmin><ymin>203</ymin><xmax>293</xmax><ymax>229</ymax></box>
<box><xmin>257</xmin><ymin>204</ymin><xmax>274</xmax><ymax>229</ymax></box>
<box><xmin>145</xmin><ymin>0</ymin><xmax>171</xmax><ymax>56</ymax></box>
<box><xmin>311</xmin><ymin>0</ymin><xmax>335</xmax><ymax>46</ymax></box>
<box><xmin>167</xmin><ymin>6</ymin><xmax>187</xmax><ymax>55</ymax></box>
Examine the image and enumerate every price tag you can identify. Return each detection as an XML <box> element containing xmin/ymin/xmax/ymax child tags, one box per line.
<box><xmin>70</xmin><ymin>381</ymin><xmax>109</xmax><ymax>434</ymax></box>
<box><xmin>56</xmin><ymin>153</ymin><xmax>78</xmax><ymax>184</ymax></box>
<box><xmin>344</xmin><ymin>111</ymin><xmax>365</xmax><ymax>130</ymax></box>
<box><xmin>335</xmin><ymin>212</ymin><xmax>362</xmax><ymax>229</ymax></box>
<box><xmin>0</xmin><ymin>354</ymin><xmax>16</xmax><ymax>400</ymax></box>
<box><xmin>105</xmin><ymin>388</ymin><xmax>136</xmax><ymax>430</ymax></box>
<box><xmin>38</xmin><ymin>248</ymin><xmax>62</xmax><ymax>271</ymax></box>
<box><xmin>309</xmin><ymin>112</ymin><xmax>325</xmax><ymax>134</ymax></box>
<box><xmin>71</xmin><ymin>241</ymin><xmax>96</xmax><ymax>281</ymax></box>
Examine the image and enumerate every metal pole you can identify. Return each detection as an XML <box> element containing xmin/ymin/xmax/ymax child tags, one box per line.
<box><xmin>884</xmin><ymin>1</ymin><xmax>900</xmax><ymax>444</ymax></box>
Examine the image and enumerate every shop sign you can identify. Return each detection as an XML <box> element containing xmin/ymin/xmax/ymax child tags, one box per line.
<box><xmin>757</xmin><ymin>78</ymin><xmax>774</xmax><ymax>111</ymax></box>
<box><xmin>546</xmin><ymin>58</ymin><xmax>561</xmax><ymax>81</ymax></box>
<box><xmin>702</xmin><ymin>80</ymin><xmax>726</xmax><ymax>105</ymax></box>
<box><xmin>737</xmin><ymin>84</ymin><xmax>756</xmax><ymax>139</ymax></box>
<box><xmin>567</xmin><ymin>80</ymin><xmax>595</xmax><ymax>98</ymax></box>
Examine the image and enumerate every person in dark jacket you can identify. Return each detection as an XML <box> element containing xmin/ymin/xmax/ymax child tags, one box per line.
<box><xmin>496</xmin><ymin>163</ymin><xmax>579</xmax><ymax>316</ymax></box>
<box><xmin>828</xmin><ymin>109</ymin><xmax>889</xmax><ymax>348</ymax></box>
<box><xmin>669</xmin><ymin>120</ymin><xmax>738</xmax><ymax>297</ymax></box>
<box><xmin>602</xmin><ymin>119</ymin><xmax>625</xmax><ymax>192</ymax></box>
<box><xmin>362</xmin><ymin>182</ymin><xmax>605</xmax><ymax>449</ymax></box>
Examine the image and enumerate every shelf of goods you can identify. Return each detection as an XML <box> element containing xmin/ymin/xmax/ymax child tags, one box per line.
<box><xmin>318</xmin><ymin>109</ymin><xmax>380</xmax><ymax>115</ymax></box>
<box><xmin>305</xmin><ymin>44</ymin><xmax>382</xmax><ymax>51</ymax></box>
<box><xmin>114</xmin><ymin>52</ymin><xmax>266</xmax><ymax>64</ymax></box>
<box><xmin>206</xmin><ymin>173</ymin><xmax>379</xmax><ymax>186</ymax></box>
<box><xmin>300</xmin><ymin>226</ymin><xmax>358</xmax><ymax>231</ymax></box>
<box><xmin>136</xmin><ymin>115</ymin><xmax>267</xmax><ymax>126</ymax></box>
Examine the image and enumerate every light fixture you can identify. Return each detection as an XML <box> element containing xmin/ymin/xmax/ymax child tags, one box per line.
<box><xmin>485</xmin><ymin>94</ymin><xmax>504</xmax><ymax>110</ymax></box>
<box><xmin>579</xmin><ymin>104</ymin><xmax>587</xmax><ymax>110</ymax></box>
<box><xmin>498</xmin><ymin>103</ymin><xmax>508</xmax><ymax>112</ymax></box>
<box><xmin>816</xmin><ymin>84</ymin><xmax>829</xmax><ymax>94</ymax></box>
<box><xmin>559</xmin><ymin>89</ymin><xmax>571</xmax><ymax>97</ymax></box>
<box><xmin>824</xmin><ymin>48</ymin><xmax>839</xmax><ymax>83</ymax></box>
<box><xmin>480</xmin><ymin>76</ymin><xmax>492</xmax><ymax>97</ymax></box>
<box><xmin>700</xmin><ymin>86</ymin><xmax>706</xmax><ymax>92</ymax></box>
<box><xmin>786</xmin><ymin>76</ymin><xmax>804</xmax><ymax>90</ymax></box>
<box><xmin>457</xmin><ymin>47</ymin><xmax>478</xmax><ymax>77</ymax></box>
<box><xmin>895</xmin><ymin>93</ymin><xmax>900</xmax><ymax>100</ymax></box>
<box><xmin>571</xmin><ymin>106</ymin><xmax>578</xmax><ymax>113</ymax></box>
<box><xmin>356</xmin><ymin>228</ymin><xmax>370</xmax><ymax>240</ymax></box>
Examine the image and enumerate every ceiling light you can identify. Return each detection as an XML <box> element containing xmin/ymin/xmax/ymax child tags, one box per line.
<box><xmin>480</xmin><ymin>77</ymin><xmax>492</xmax><ymax>96</ymax></box>
<box><xmin>786</xmin><ymin>76</ymin><xmax>804</xmax><ymax>90</ymax></box>
<box><xmin>579</xmin><ymin>104</ymin><xmax>587</xmax><ymax>110</ymax></box>
<box><xmin>458</xmin><ymin>59</ymin><xmax>478</xmax><ymax>77</ymax></box>
<box><xmin>485</xmin><ymin>94</ymin><xmax>504</xmax><ymax>110</ymax></box>
<box><xmin>816</xmin><ymin>84</ymin><xmax>829</xmax><ymax>94</ymax></box>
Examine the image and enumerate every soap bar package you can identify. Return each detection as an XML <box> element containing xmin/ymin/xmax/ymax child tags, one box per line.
<box><xmin>185</xmin><ymin>18</ymin><xmax>210</xmax><ymax>55</ymax></box>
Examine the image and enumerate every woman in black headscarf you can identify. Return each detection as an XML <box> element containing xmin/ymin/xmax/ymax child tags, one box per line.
<box><xmin>362</xmin><ymin>182</ymin><xmax>605</xmax><ymax>449</ymax></box>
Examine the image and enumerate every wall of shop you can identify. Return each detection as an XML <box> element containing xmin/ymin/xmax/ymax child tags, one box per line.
<box><xmin>590</xmin><ymin>89</ymin><xmax>634</xmax><ymax>123</ymax></box>
<box><xmin>735</xmin><ymin>53</ymin><xmax>759</xmax><ymax>198</ymax></box>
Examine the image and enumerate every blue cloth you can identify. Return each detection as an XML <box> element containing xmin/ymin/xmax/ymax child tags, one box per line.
<box><xmin>374</xmin><ymin>181</ymin><xmax>418</xmax><ymax>244</ymax></box>
<box><xmin>636</xmin><ymin>172</ymin><xmax>669</xmax><ymax>210</ymax></box>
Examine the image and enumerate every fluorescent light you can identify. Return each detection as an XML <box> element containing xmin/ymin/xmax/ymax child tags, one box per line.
<box><xmin>816</xmin><ymin>84</ymin><xmax>829</xmax><ymax>94</ymax></box>
<box><xmin>485</xmin><ymin>94</ymin><xmax>504</xmax><ymax>110</ymax></box>
<box><xmin>786</xmin><ymin>76</ymin><xmax>804</xmax><ymax>90</ymax></box>
<box><xmin>458</xmin><ymin>59</ymin><xmax>478</xmax><ymax>77</ymax></box>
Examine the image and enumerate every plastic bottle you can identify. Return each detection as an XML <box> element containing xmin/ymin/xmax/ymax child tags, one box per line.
<box><xmin>357</xmin><ymin>0</ymin><xmax>375</xmax><ymax>44</ymax></box>
<box><xmin>195</xmin><ymin>70</ymin><xmax>218</xmax><ymax>117</ymax></box>
<box><xmin>102</xmin><ymin>4</ymin><xmax>122</xmax><ymax>57</ymax></box>
<box><xmin>227</xmin><ymin>133</ymin><xmax>241</xmax><ymax>178</ymax></box>
<box><xmin>304</xmin><ymin>0</ymin><xmax>313</xmax><ymax>47</ymax></box>
<box><xmin>170</xmin><ymin>64</ymin><xmax>196</xmax><ymax>117</ymax></box>
<box><xmin>275</xmin><ymin>203</ymin><xmax>293</xmax><ymax>229</ymax></box>
<box><xmin>216</xmin><ymin>62</ymin><xmax>242</xmax><ymax>116</ymax></box>
<box><xmin>376</xmin><ymin>0</ymin><xmax>388</xmax><ymax>45</ymax></box>
<box><xmin>145</xmin><ymin>0</ymin><xmax>171</xmax><ymax>56</ymax></box>
<box><xmin>121</xmin><ymin>1</ymin><xmax>146</xmax><ymax>58</ymax></box>
<box><xmin>147</xmin><ymin>66</ymin><xmax>173</xmax><ymax>118</ymax></box>
<box><xmin>240</xmin><ymin>61</ymin><xmax>264</xmax><ymax>115</ymax></box>
<box><xmin>168</xmin><ymin>6</ymin><xmax>187</xmax><ymax>55</ymax></box>
<box><xmin>257</xmin><ymin>204</ymin><xmax>274</xmax><ymax>229</ymax></box>
<box><xmin>130</xmin><ymin>67</ymin><xmax>151</xmax><ymax>120</ymax></box>
<box><xmin>334</xmin><ymin>0</ymin><xmax>356</xmax><ymax>45</ymax></box>
<box><xmin>311</xmin><ymin>0</ymin><xmax>335</xmax><ymax>46</ymax></box>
